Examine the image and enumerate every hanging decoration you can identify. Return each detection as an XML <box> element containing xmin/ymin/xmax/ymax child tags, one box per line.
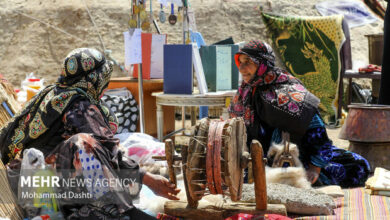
<box><xmin>140</xmin><ymin>7</ymin><xmax>148</xmax><ymax>20</ymax></box>
<box><xmin>168</xmin><ymin>3</ymin><xmax>177</xmax><ymax>25</ymax></box>
<box><xmin>159</xmin><ymin>4</ymin><xmax>166</xmax><ymax>23</ymax></box>
<box><xmin>177</xmin><ymin>6</ymin><xmax>183</xmax><ymax>22</ymax></box>
<box><xmin>129</xmin><ymin>0</ymin><xmax>137</xmax><ymax>28</ymax></box>
<box><xmin>141</xmin><ymin>20</ymin><xmax>151</xmax><ymax>31</ymax></box>
<box><xmin>140</xmin><ymin>5</ymin><xmax>151</xmax><ymax>31</ymax></box>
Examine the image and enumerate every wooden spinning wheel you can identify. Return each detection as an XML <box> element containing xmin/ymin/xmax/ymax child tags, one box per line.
<box><xmin>185</xmin><ymin>117</ymin><xmax>248</xmax><ymax>207</ymax></box>
<box><xmin>154</xmin><ymin>117</ymin><xmax>277</xmax><ymax>215</ymax></box>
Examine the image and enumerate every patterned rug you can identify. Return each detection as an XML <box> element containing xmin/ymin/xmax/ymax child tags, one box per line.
<box><xmin>261</xmin><ymin>12</ymin><xmax>345</xmax><ymax>122</ymax></box>
<box><xmin>295</xmin><ymin>188</ymin><xmax>390</xmax><ymax>220</ymax></box>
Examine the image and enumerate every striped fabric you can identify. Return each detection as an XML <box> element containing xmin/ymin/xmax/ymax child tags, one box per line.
<box><xmin>295</xmin><ymin>188</ymin><xmax>390</xmax><ymax>220</ymax></box>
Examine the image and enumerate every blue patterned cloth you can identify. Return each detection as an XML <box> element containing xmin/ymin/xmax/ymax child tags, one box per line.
<box><xmin>301</xmin><ymin>114</ymin><xmax>371</xmax><ymax>187</ymax></box>
<box><xmin>270</xmin><ymin>114</ymin><xmax>371</xmax><ymax>187</ymax></box>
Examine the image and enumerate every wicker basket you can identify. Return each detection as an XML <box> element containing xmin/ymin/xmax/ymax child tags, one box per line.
<box><xmin>0</xmin><ymin>160</ymin><xmax>24</xmax><ymax>219</ymax></box>
<box><xmin>0</xmin><ymin>79</ymin><xmax>21</xmax><ymax>128</ymax></box>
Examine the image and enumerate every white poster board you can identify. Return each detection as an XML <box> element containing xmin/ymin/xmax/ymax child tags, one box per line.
<box><xmin>124</xmin><ymin>28</ymin><xmax>142</xmax><ymax>69</ymax></box>
<box><xmin>150</xmin><ymin>34</ymin><xmax>166</xmax><ymax>78</ymax></box>
<box><xmin>192</xmin><ymin>43</ymin><xmax>208</xmax><ymax>94</ymax></box>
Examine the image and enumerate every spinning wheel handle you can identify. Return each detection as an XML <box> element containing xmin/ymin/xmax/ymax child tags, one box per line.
<box><xmin>250</xmin><ymin>140</ymin><xmax>267</xmax><ymax>210</ymax></box>
<box><xmin>282</xmin><ymin>132</ymin><xmax>290</xmax><ymax>154</ymax></box>
<box><xmin>165</xmin><ymin>139</ymin><xmax>177</xmax><ymax>186</ymax></box>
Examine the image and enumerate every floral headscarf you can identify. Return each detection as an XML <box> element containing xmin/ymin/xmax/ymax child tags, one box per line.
<box><xmin>0</xmin><ymin>48</ymin><xmax>118</xmax><ymax>163</ymax></box>
<box><xmin>229</xmin><ymin>41</ymin><xmax>319</xmax><ymax>128</ymax></box>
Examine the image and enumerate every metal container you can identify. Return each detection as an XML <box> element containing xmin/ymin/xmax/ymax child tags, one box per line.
<box><xmin>340</xmin><ymin>104</ymin><xmax>390</xmax><ymax>170</ymax></box>
<box><xmin>339</xmin><ymin>104</ymin><xmax>390</xmax><ymax>142</ymax></box>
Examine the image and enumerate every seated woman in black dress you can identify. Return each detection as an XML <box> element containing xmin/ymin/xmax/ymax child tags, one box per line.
<box><xmin>229</xmin><ymin>40</ymin><xmax>370</xmax><ymax>187</ymax></box>
<box><xmin>0</xmin><ymin>48</ymin><xmax>179</xmax><ymax>219</ymax></box>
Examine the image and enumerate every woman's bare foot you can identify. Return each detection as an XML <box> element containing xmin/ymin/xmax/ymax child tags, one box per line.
<box><xmin>306</xmin><ymin>164</ymin><xmax>321</xmax><ymax>184</ymax></box>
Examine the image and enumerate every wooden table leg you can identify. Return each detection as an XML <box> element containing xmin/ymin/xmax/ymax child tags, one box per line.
<box><xmin>251</xmin><ymin>140</ymin><xmax>267</xmax><ymax>210</ymax></box>
<box><xmin>182</xmin><ymin>106</ymin><xmax>186</xmax><ymax>130</ymax></box>
<box><xmin>191</xmin><ymin>106</ymin><xmax>196</xmax><ymax>126</ymax></box>
<box><xmin>157</xmin><ymin>104</ymin><xmax>164</xmax><ymax>141</ymax></box>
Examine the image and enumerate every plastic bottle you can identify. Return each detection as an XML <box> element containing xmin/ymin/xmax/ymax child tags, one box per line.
<box><xmin>25</xmin><ymin>78</ymin><xmax>43</xmax><ymax>101</ymax></box>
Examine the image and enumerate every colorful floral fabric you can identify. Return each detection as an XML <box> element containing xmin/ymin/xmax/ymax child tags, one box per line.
<box><xmin>225</xmin><ymin>213</ymin><xmax>292</xmax><ymax>220</ymax></box>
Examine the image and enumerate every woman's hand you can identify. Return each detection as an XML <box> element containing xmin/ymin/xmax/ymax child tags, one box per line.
<box><xmin>306</xmin><ymin>164</ymin><xmax>321</xmax><ymax>184</ymax></box>
<box><xmin>143</xmin><ymin>172</ymin><xmax>181</xmax><ymax>200</ymax></box>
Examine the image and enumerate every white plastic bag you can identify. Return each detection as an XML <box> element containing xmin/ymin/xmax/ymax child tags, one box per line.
<box><xmin>115</xmin><ymin>132</ymin><xmax>165</xmax><ymax>165</ymax></box>
<box><xmin>19</xmin><ymin>148</ymin><xmax>59</xmax><ymax>218</ymax></box>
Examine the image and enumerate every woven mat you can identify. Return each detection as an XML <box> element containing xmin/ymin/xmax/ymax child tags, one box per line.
<box><xmin>295</xmin><ymin>188</ymin><xmax>390</xmax><ymax>220</ymax></box>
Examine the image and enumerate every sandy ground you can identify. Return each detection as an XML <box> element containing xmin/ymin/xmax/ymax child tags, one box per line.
<box><xmin>326</xmin><ymin>127</ymin><xmax>349</xmax><ymax>150</ymax></box>
<box><xmin>0</xmin><ymin>0</ymin><xmax>385</xmax><ymax>88</ymax></box>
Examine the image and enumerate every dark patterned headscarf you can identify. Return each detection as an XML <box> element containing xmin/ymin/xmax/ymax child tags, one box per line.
<box><xmin>234</xmin><ymin>40</ymin><xmax>276</xmax><ymax>69</ymax></box>
<box><xmin>0</xmin><ymin>48</ymin><xmax>118</xmax><ymax>164</ymax></box>
<box><xmin>229</xmin><ymin>41</ymin><xmax>319</xmax><ymax>127</ymax></box>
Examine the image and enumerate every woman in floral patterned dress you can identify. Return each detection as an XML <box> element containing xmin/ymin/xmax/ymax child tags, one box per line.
<box><xmin>0</xmin><ymin>48</ymin><xmax>179</xmax><ymax>219</ymax></box>
<box><xmin>229</xmin><ymin>40</ymin><xmax>371</xmax><ymax>187</ymax></box>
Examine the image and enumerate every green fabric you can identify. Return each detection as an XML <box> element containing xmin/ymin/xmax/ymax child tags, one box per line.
<box><xmin>231</xmin><ymin>45</ymin><xmax>240</xmax><ymax>90</ymax></box>
<box><xmin>200</xmin><ymin>46</ymin><xmax>217</xmax><ymax>92</ymax></box>
<box><xmin>261</xmin><ymin>12</ymin><xmax>345</xmax><ymax>121</ymax></box>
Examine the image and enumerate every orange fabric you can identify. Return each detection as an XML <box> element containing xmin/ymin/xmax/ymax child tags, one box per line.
<box><xmin>132</xmin><ymin>33</ymin><xmax>168</xmax><ymax>79</ymax></box>
<box><xmin>133</xmin><ymin>33</ymin><xmax>152</xmax><ymax>79</ymax></box>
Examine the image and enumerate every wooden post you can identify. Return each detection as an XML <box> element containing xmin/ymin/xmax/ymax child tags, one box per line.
<box><xmin>157</xmin><ymin>104</ymin><xmax>164</xmax><ymax>141</ymax></box>
<box><xmin>164</xmin><ymin>201</ymin><xmax>286</xmax><ymax>219</ymax></box>
<box><xmin>182</xmin><ymin>106</ymin><xmax>186</xmax><ymax>129</ymax></box>
<box><xmin>191</xmin><ymin>106</ymin><xmax>196</xmax><ymax>126</ymax></box>
<box><xmin>181</xmin><ymin>145</ymin><xmax>198</xmax><ymax>208</ymax></box>
<box><xmin>251</xmin><ymin>140</ymin><xmax>267</xmax><ymax>210</ymax></box>
<box><xmin>165</xmin><ymin>139</ymin><xmax>177</xmax><ymax>186</ymax></box>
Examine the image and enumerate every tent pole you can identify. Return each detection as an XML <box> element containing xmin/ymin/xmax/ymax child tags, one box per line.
<box><xmin>137</xmin><ymin>0</ymin><xmax>145</xmax><ymax>133</ymax></box>
<box><xmin>182</xmin><ymin>0</ymin><xmax>186</xmax><ymax>44</ymax></box>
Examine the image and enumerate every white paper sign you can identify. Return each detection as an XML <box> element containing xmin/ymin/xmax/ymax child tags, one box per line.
<box><xmin>192</xmin><ymin>43</ymin><xmax>208</xmax><ymax>94</ymax></box>
<box><xmin>150</xmin><ymin>34</ymin><xmax>166</xmax><ymax>78</ymax></box>
<box><xmin>124</xmin><ymin>28</ymin><xmax>142</xmax><ymax>68</ymax></box>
